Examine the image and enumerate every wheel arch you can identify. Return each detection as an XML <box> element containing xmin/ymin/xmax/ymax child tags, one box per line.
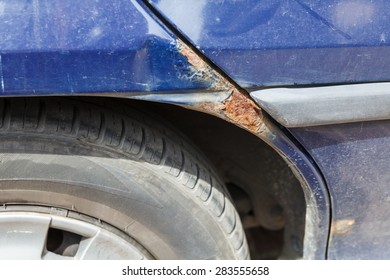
<box><xmin>119</xmin><ymin>96</ymin><xmax>330</xmax><ymax>260</ymax></box>
<box><xmin>17</xmin><ymin>94</ymin><xmax>328</xmax><ymax>260</ymax></box>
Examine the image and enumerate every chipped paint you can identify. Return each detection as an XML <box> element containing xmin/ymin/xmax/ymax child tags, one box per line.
<box><xmin>177</xmin><ymin>39</ymin><xmax>266</xmax><ymax>135</ymax></box>
<box><xmin>331</xmin><ymin>219</ymin><xmax>355</xmax><ymax>235</ymax></box>
<box><xmin>177</xmin><ymin>40</ymin><xmax>229</xmax><ymax>90</ymax></box>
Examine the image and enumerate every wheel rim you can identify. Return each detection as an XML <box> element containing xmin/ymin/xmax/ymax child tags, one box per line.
<box><xmin>0</xmin><ymin>207</ymin><xmax>153</xmax><ymax>260</ymax></box>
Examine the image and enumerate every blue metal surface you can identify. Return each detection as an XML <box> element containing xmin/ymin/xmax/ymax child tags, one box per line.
<box><xmin>291</xmin><ymin>122</ymin><xmax>390</xmax><ymax>259</ymax></box>
<box><xmin>0</xmin><ymin>0</ymin><xmax>214</xmax><ymax>95</ymax></box>
<box><xmin>149</xmin><ymin>0</ymin><xmax>390</xmax><ymax>88</ymax></box>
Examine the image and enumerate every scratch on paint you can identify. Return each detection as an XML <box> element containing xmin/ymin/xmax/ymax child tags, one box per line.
<box><xmin>295</xmin><ymin>0</ymin><xmax>352</xmax><ymax>40</ymax></box>
<box><xmin>32</xmin><ymin>0</ymin><xmax>42</xmax><ymax>49</ymax></box>
<box><xmin>0</xmin><ymin>54</ymin><xmax>4</xmax><ymax>93</ymax></box>
<box><xmin>67</xmin><ymin>73</ymin><xmax>74</xmax><ymax>93</ymax></box>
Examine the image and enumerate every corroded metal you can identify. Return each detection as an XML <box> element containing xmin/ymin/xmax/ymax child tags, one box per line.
<box><xmin>177</xmin><ymin>40</ymin><xmax>267</xmax><ymax>136</ymax></box>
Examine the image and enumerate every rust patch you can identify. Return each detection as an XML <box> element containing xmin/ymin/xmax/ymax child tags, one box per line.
<box><xmin>331</xmin><ymin>219</ymin><xmax>355</xmax><ymax>235</ymax></box>
<box><xmin>177</xmin><ymin>40</ymin><xmax>265</xmax><ymax>135</ymax></box>
<box><xmin>194</xmin><ymin>90</ymin><xmax>265</xmax><ymax>135</ymax></box>
<box><xmin>223</xmin><ymin>89</ymin><xmax>264</xmax><ymax>134</ymax></box>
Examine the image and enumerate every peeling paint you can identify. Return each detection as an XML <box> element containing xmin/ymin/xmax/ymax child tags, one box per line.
<box><xmin>331</xmin><ymin>219</ymin><xmax>355</xmax><ymax>235</ymax></box>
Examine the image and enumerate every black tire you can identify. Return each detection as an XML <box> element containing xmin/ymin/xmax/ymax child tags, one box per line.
<box><xmin>0</xmin><ymin>97</ymin><xmax>249</xmax><ymax>259</ymax></box>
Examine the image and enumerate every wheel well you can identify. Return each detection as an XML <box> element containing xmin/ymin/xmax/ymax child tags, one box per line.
<box><xmin>16</xmin><ymin>96</ymin><xmax>307</xmax><ymax>259</ymax></box>
<box><xmin>107</xmin><ymin>97</ymin><xmax>306</xmax><ymax>259</ymax></box>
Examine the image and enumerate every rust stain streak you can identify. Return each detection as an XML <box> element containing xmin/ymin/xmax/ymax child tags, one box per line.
<box><xmin>331</xmin><ymin>219</ymin><xmax>355</xmax><ymax>235</ymax></box>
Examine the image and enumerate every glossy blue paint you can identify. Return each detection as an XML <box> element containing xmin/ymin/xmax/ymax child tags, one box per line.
<box><xmin>291</xmin><ymin>122</ymin><xmax>390</xmax><ymax>259</ymax></box>
<box><xmin>149</xmin><ymin>0</ymin><xmax>390</xmax><ymax>88</ymax></box>
<box><xmin>0</xmin><ymin>0</ymin><xmax>213</xmax><ymax>95</ymax></box>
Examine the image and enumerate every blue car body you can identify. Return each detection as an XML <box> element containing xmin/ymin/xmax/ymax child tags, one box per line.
<box><xmin>1</xmin><ymin>0</ymin><xmax>390</xmax><ymax>259</ymax></box>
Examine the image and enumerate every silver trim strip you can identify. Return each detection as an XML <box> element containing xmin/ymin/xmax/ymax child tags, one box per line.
<box><xmin>250</xmin><ymin>82</ymin><xmax>390</xmax><ymax>127</ymax></box>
